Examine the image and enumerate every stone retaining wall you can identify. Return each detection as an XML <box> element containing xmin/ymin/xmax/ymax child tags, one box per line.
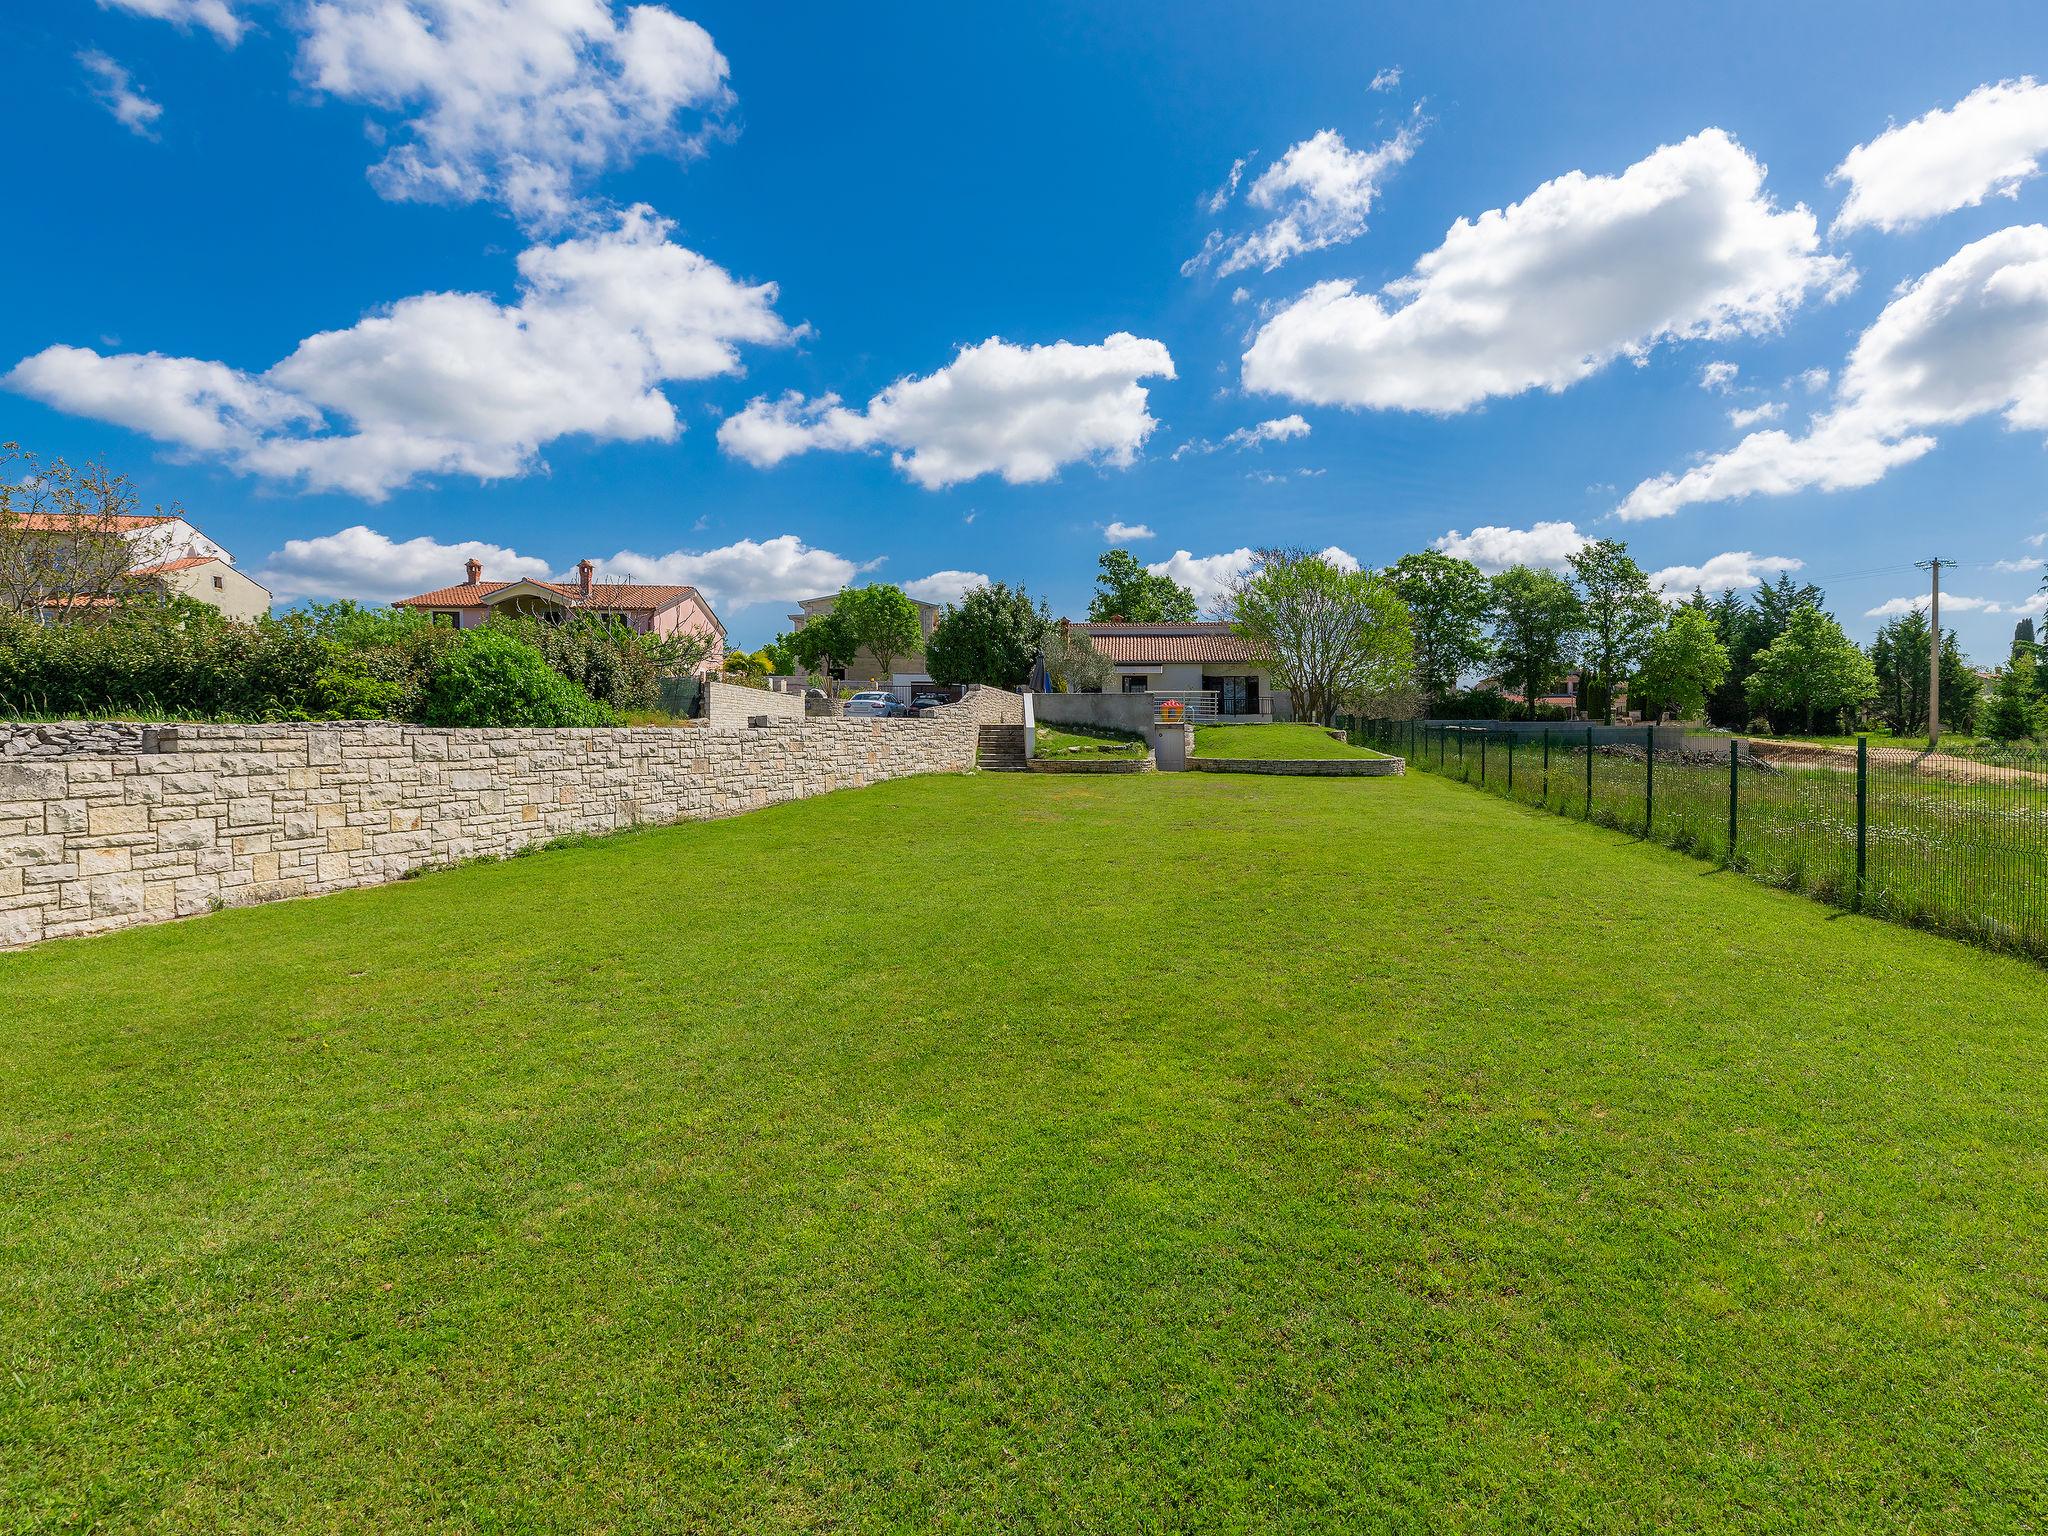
<box><xmin>1189</xmin><ymin>756</ymin><xmax>1405</xmax><ymax>777</ymax></box>
<box><xmin>702</xmin><ymin>678</ymin><xmax>807</xmax><ymax>725</ymax></box>
<box><xmin>0</xmin><ymin>714</ymin><xmax>977</xmax><ymax>948</ymax></box>
<box><xmin>3</xmin><ymin>722</ymin><xmax>165</xmax><ymax>758</ymax></box>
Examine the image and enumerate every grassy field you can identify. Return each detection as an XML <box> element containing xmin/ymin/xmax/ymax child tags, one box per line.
<box><xmin>1192</xmin><ymin>722</ymin><xmax>1381</xmax><ymax>759</ymax></box>
<box><xmin>1377</xmin><ymin>719</ymin><xmax>2048</xmax><ymax>962</ymax></box>
<box><xmin>1033</xmin><ymin>723</ymin><xmax>1147</xmax><ymax>758</ymax></box>
<box><xmin>7</xmin><ymin>772</ymin><xmax>2048</xmax><ymax>1531</ymax></box>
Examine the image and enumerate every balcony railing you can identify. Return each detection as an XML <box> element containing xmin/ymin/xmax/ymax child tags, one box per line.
<box><xmin>1147</xmin><ymin>690</ymin><xmax>1272</xmax><ymax>723</ymax></box>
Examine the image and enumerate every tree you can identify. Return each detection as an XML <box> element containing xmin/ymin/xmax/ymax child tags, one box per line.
<box><xmin>1870</xmin><ymin>608</ymin><xmax>1979</xmax><ymax>734</ymax></box>
<box><xmin>830</xmin><ymin>583</ymin><xmax>926</xmax><ymax>684</ymax></box>
<box><xmin>759</xmin><ymin>633</ymin><xmax>796</xmax><ymax>675</ymax></box>
<box><xmin>0</xmin><ymin>443</ymin><xmax>179</xmax><ymax>616</ymax></box>
<box><xmin>1088</xmin><ymin>549</ymin><xmax>1197</xmax><ymax>624</ymax></box>
<box><xmin>1488</xmin><ymin>566</ymin><xmax>1584</xmax><ymax>721</ymax></box>
<box><xmin>1225</xmin><ymin>548</ymin><xmax>1413</xmax><ymax>725</ymax></box>
<box><xmin>1981</xmin><ymin>662</ymin><xmax>2042</xmax><ymax>742</ymax></box>
<box><xmin>1387</xmin><ymin>550</ymin><xmax>1492</xmax><ymax>709</ymax></box>
<box><xmin>788</xmin><ymin>607</ymin><xmax>855</xmax><ymax>681</ymax></box>
<box><xmin>1040</xmin><ymin>621</ymin><xmax>1117</xmax><ymax>691</ymax></box>
<box><xmin>1746</xmin><ymin>605</ymin><xmax>1878</xmax><ymax>733</ymax></box>
<box><xmin>924</xmin><ymin>582</ymin><xmax>1051</xmax><ymax>687</ymax></box>
<box><xmin>1567</xmin><ymin>539</ymin><xmax>1662</xmax><ymax>724</ymax></box>
<box><xmin>419</xmin><ymin>629</ymin><xmax>613</xmax><ymax>727</ymax></box>
<box><xmin>2015</xmin><ymin>617</ymin><xmax>2038</xmax><ymax>659</ymax></box>
<box><xmin>1632</xmin><ymin>606</ymin><xmax>1730</xmax><ymax>721</ymax></box>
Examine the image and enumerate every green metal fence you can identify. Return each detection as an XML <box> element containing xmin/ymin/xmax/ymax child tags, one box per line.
<box><xmin>1344</xmin><ymin>717</ymin><xmax>2048</xmax><ymax>964</ymax></box>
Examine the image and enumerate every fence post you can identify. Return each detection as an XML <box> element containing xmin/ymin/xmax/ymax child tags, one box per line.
<box><xmin>1542</xmin><ymin>729</ymin><xmax>1551</xmax><ymax>806</ymax></box>
<box><xmin>1508</xmin><ymin>733</ymin><xmax>1516</xmax><ymax>795</ymax></box>
<box><xmin>1480</xmin><ymin>731</ymin><xmax>1486</xmax><ymax>787</ymax></box>
<box><xmin>1644</xmin><ymin>725</ymin><xmax>1654</xmax><ymax>839</ymax></box>
<box><xmin>1585</xmin><ymin>727</ymin><xmax>1594</xmax><ymax>819</ymax></box>
<box><xmin>1856</xmin><ymin>733</ymin><xmax>1869</xmax><ymax>911</ymax></box>
<box><xmin>1728</xmin><ymin>737</ymin><xmax>1739</xmax><ymax>867</ymax></box>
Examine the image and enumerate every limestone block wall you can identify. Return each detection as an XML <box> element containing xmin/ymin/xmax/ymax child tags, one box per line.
<box><xmin>702</xmin><ymin>678</ymin><xmax>807</xmax><ymax>725</ymax></box>
<box><xmin>0</xmin><ymin>714</ymin><xmax>976</xmax><ymax>948</ymax></box>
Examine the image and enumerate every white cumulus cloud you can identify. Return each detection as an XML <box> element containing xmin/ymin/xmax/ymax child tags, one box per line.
<box><xmin>1144</xmin><ymin>544</ymin><xmax>1356</xmax><ymax>610</ymax></box>
<box><xmin>1832</xmin><ymin>78</ymin><xmax>2048</xmax><ymax>235</ymax></box>
<box><xmin>1102</xmin><ymin>521</ymin><xmax>1155</xmax><ymax>541</ymax></box>
<box><xmin>1647</xmin><ymin>551</ymin><xmax>1804</xmax><ymax>596</ymax></box>
<box><xmin>1700</xmin><ymin>361</ymin><xmax>1740</xmax><ymax>393</ymax></box>
<box><xmin>1146</xmin><ymin>547</ymin><xmax>1259</xmax><ymax>610</ymax></box>
<box><xmin>1173</xmin><ymin>413</ymin><xmax>1312</xmax><ymax>459</ymax></box>
<box><xmin>1728</xmin><ymin>401</ymin><xmax>1784</xmax><ymax>428</ymax></box>
<box><xmin>1865</xmin><ymin>592</ymin><xmax>2041</xmax><ymax>619</ymax></box>
<box><xmin>717</xmin><ymin>332</ymin><xmax>1175</xmax><ymax>490</ymax></box>
<box><xmin>79</xmin><ymin>50</ymin><xmax>164</xmax><ymax>137</ymax></box>
<box><xmin>258</xmin><ymin>525</ymin><xmax>553</xmax><ymax>602</ymax></box>
<box><xmin>6</xmin><ymin>205</ymin><xmax>794</xmax><ymax>501</ymax></box>
<box><xmin>295</xmin><ymin>0</ymin><xmax>732</xmax><ymax>226</ymax></box>
<box><xmin>1431</xmin><ymin>521</ymin><xmax>1589</xmax><ymax>574</ymax></box>
<box><xmin>902</xmin><ymin>570</ymin><xmax>989</xmax><ymax>605</ymax></box>
<box><xmin>593</xmin><ymin>535</ymin><xmax>867</xmax><ymax>611</ymax></box>
<box><xmin>1187</xmin><ymin>126</ymin><xmax>1420</xmax><ymax>277</ymax></box>
<box><xmin>97</xmin><ymin>0</ymin><xmax>243</xmax><ymax>46</ymax></box>
<box><xmin>1618</xmin><ymin>223</ymin><xmax>2048</xmax><ymax>521</ymax></box>
<box><xmin>1242</xmin><ymin>129</ymin><xmax>1850</xmax><ymax>413</ymax></box>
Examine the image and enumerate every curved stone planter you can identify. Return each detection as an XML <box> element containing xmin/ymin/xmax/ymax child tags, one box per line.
<box><xmin>1027</xmin><ymin>754</ymin><xmax>1155</xmax><ymax>774</ymax></box>
<box><xmin>1188</xmin><ymin>755</ymin><xmax>1404</xmax><ymax>776</ymax></box>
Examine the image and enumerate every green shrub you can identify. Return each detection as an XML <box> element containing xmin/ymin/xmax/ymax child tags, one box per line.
<box><xmin>419</xmin><ymin>630</ymin><xmax>614</xmax><ymax>727</ymax></box>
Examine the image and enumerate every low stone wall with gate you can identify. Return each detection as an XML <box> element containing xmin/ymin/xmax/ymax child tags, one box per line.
<box><xmin>0</xmin><ymin>713</ymin><xmax>977</xmax><ymax>948</ymax></box>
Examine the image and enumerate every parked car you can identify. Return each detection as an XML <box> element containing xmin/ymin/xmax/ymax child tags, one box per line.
<box><xmin>843</xmin><ymin>690</ymin><xmax>908</xmax><ymax>718</ymax></box>
<box><xmin>911</xmin><ymin>693</ymin><xmax>950</xmax><ymax>710</ymax></box>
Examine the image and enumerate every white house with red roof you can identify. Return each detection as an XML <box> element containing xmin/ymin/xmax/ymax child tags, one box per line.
<box><xmin>395</xmin><ymin>558</ymin><xmax>725</xmax><ymax>671</ymax></box>
<box><xmin>14</xmin><ymin>511</ymin><xmax>271</xmax><ymax>621</ymax></box>
<box><xmin>1075</xmin><ymin>622</ymin><xmax>1286</xmax><ymax>720</ymax></box>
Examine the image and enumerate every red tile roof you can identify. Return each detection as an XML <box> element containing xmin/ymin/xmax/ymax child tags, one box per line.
<box><xmin>10</xmin><ymin>512</ymin><xmax>177</xmax><ymax>531</ymax></box>
<box><xmin>396</xmin><ymin>577</ymin><xmax>711</xmax><ymax>617</ymax></box>
<box><xmin>130</xmin><ymin>556</ymin><xmax>218</xmax><ymax>576</ymax></box>
<box><xmin>1077</xmin><ymin>622</ymin><xmax>1262</xmax><ymax>664</ymax></box>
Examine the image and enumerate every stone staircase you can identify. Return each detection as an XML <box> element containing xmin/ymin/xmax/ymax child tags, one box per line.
<box><xmin>976</xmin><ymin>725</ymin><xmax>1028</xmax><ymax>771</ymax></box>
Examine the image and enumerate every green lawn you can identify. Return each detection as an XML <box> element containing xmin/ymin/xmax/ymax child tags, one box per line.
<box><xmin>7</xmin><ymin>772</ymin><xmax>2048</xmax><ymax>1531</ymax></box>
<box><xmin>1033</xmin><ymin>722</ymin><xmax>1147</xmax><ymax>758</ymax></box>
<box><xmin>1192</xmin><ymin>721</ymin><xmax>1383</xmax><ymax>759</ymax></box>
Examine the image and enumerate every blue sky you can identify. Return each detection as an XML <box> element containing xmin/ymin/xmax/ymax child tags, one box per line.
<box><xmin>8</xmin><ymin>0</ymin><xmax>2048</xmax><ymax>654</ymax></box>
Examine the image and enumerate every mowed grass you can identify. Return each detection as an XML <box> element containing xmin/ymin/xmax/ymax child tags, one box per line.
<box><xmin>1033</xmin><ymin>723</ymin><xmax>1147</xmax><ymax>758</ymax></box>
<box><xmin>1191</xmin><ymin>722</ymin><xmax>1381</xmax><ymax>759</ymax></box>
<box><xmin>6</xmin><ymin>773</ymin><xmax>2048</xmax><ymax>1532</ymax></box>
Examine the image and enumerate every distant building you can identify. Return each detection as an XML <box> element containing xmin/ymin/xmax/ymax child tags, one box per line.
<box><xmin>788</xmin><ymin>592</ymin><xmax>943</xmax><ymax>691</ymax></box>
<box><xmin>1072</xmin><ymin>621</ymin><xmax>1285</xmax><ymax>720</ymax></box>
<box><xmin>13</xmin><ymin>511</ymin><xmax>271</xmax><ymax>621</ymax></box>
<box><xmin>394</xmin><ymin>558</ymin><xmax>725</xmax><ymax>671</ymax></box>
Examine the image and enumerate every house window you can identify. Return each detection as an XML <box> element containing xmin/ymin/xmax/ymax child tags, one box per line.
<box><xmin>1203</xmin><ymin>674</ymin><xmax>1258</xmax><ymax>715</ymax></box>
<box><xmin>212</xmin><ymin>574</ymin><xmax>224</xmax><ymax>589</ymax></box>
<box><xmin>1120</xmin><ymin>675</ymin><xmax>1149</xmax><ymax>694</ymax></box>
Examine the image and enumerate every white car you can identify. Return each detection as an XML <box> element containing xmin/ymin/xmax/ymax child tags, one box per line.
<box><xmin>842</xmin><ymin>690</ymin><xmax>906</xmax><ymax>718</ymax></box>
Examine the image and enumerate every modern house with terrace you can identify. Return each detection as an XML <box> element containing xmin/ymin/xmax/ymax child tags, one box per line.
<box><xmin>1076</xmin><ymin>622</ymin><xmax>1288</xmax><ymax>720</ymax></box>
<box><xmin>395</xmin><ymin>559</ymin><xmax>725</xmax><ymax>670</ymax></box>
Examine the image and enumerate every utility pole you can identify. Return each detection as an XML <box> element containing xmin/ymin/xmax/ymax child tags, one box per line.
<box><xmin>1916</xmin><ymin>557</ymin><xmax>1951</xmax><ymax>749</ymax></box>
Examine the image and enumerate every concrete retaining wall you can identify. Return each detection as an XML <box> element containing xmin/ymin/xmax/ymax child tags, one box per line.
<box><xmin>1030</xmin><ymin>692</ymin><xmax>1155</xmax><ymax>735</ymax></box>
<box><xmin>1189</xmin><ymin>756</ymin><xmax>1404</xmax><ymax>777</ymax></box>
<box><xmin>0</xmin><ymin>714</ymin><xmax>977</xmax><ymax>949</ymax></box>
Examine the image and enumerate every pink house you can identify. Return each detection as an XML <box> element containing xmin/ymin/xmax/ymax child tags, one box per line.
<box><xmin>395</xmin><ymin>558</ymin><xmax>725</xmax><ymax>672</ymax></box>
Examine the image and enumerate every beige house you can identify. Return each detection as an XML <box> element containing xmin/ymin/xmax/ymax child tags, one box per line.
<box><xmin>1075</xmin><ymin>622</ymin><xmax>1289</xmax><ymax>720</ymax></box>
<box><xmin>135</xmin><ymin>555</ymin><xmax>273</xmax><ymax>622</ymax></box>
<box><xmin>17</xmin><ymin>511</ymin><xmax>273</xmax><ymax>621</ymax></box>
<box><xmin>789</xmin><ymin>592</ymin><xmax>943</xmax><ymax>692</ymax></box>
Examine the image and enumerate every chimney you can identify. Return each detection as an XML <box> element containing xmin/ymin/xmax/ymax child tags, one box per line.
<box><xmin>465</xmin><ymin>557</ymin><xmax>482</xmax><ymax>585</ymax></box>
<box><xmin>577</xmin><ymin>558</ymin><xmax>594</xmax><ymax>598</ymax></box>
